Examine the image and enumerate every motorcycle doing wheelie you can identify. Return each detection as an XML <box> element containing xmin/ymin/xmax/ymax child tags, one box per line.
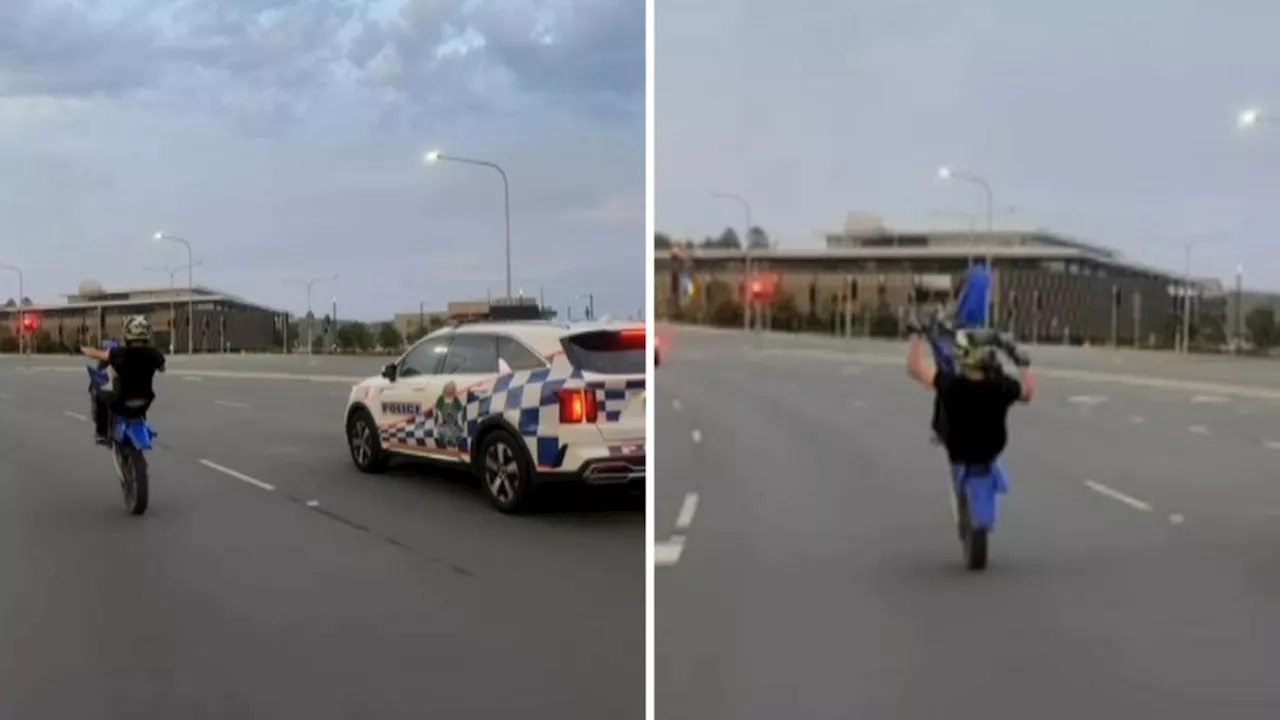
<box><xmin>922</xmin><ymin>265</ymin><xmax>1009</xmax><ymax>571</ymax></box>
<box><xmin>88</xmin><ymin>361</ymin><xmax>157</xmax><ymax>515</ymax></box>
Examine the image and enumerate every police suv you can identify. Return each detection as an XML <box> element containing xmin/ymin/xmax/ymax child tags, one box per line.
<box><xmin>344</xmin><ymin>320</ymin><xmax>646</xmax><ymax>513</ymax></box>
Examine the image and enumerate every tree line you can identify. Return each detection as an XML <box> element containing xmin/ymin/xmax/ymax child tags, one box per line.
<box><xmin>654</xmin><ymin>227</ymin><xmax>772</xmax><ymax>251</ymax></box>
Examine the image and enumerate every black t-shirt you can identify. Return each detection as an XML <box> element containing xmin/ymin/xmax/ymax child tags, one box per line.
<box><xmin>934</xmin><ymin>370</ymin><xmax>1022</xmax><ymax>465</ymax></box>
<box><xmin>107</xmin><ymin>345</ymin><xmax>166</xmax><ymax>403</ymax></box>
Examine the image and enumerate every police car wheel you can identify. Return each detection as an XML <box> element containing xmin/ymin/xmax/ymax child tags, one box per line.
<box><xmin>478</xmin><ymin>429</ymin><xmax>535</xmax><ymax>513</ymax></box>
<box><xmin>347</xmin><ymin>409</ymin><xmax>389</xmax><ymax>473</ymax></box>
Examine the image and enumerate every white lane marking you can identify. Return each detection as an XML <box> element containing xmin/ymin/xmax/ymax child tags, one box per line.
<box><xmin>1069</xmin><ymin>394</ymin><xmax>1109</xmax><ymax>406</ymax></box>
<box><xmin>1266</xmin><ymin>441</ymin><xmax>1280</xmax><ymax>450</ymax></box>
<box><xmin>198</xmin><ymin>459</ymin><xmax>276</xmax><ymax>491</ymax></box>
<box><xmin>1188</xmin><ymin>425</ymin><xmax>1209</xmax><ymax>435</ymax></box>
<box><xmin>305</xmin><ymin>499</ymin><xmax>320</xmax><ymax>508</ymax></box>
<box><xmin>691</xmin><ymin>429</ymin><xmax>702</xmax><ymax>444</ymax></box>
<box><xmin>1083</xmin><ymin>480</ymin><xmax>1152</xmax><ymax>512</ymax></box>
<box><xmin>841</xmin><ymin>365</ymin><xmax>862</xmax><ymax>376</ymax></box>
<box><xmin>1191</xmin><ymin>394</ymin><xmax>1228</xmax><ymax>405</ymax></box>
<box><xmin>182</xmin><ymin>376</ymin><xmax>204</xmax><ymax>382</ymax></box>
<box><xmin>672</xmin><ymin>399</ymin><xmax>683</xmax><ymax>412</ymax></box>
<box><xmin>674</xmin><ymin>493</ymin><xmax>699</xmax><ymax>531</ymax></box>
<box><xmin>63</xmin><ymin>411</ymin><xmax>88</xmax><ymax>422</ymax></box>
<box><xmin>655</xmin><ymin>536</ymin><xmax>685</xmax><ymax>566</ymax></box>
<box><xmin>214</xmin><ymin>400</ymin><xmax>250</xmax><ymax>408</ymax></box>
<box><xmin>1128</xmin><ymin>414</ymin><xmax>1145</xmax><ymax>423</ymax></box>
<box><xmin>1168</xmin><ymin>513</ymin><xmax>1185</xmax><ymax>525</ymax></box>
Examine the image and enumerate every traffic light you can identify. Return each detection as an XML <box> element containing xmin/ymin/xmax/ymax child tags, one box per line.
<box><xmin>19</xmin><ymin>314</ymin><xmax>38</xmax><ymax>333</ymax></box>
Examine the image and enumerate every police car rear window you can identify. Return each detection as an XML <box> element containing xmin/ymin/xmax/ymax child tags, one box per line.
<box><xmin>561</xmin><ymin>330</ymin><xmax>645</xmax><ymax>375</ymax></box>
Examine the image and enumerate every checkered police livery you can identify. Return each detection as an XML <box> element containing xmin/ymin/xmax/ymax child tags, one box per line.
<box><xmin>347</xmin><ymin>320</ymin><xmax>646</xmax><ymax>513</ymax></box>
<box><xmin>377</xmin><ymin>354</ymin><xmax>645</xmax><ymax>468</ymax></box>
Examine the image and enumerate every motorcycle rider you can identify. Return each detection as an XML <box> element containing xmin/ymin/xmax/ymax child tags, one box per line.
<box><xmin>905</xmin><ymin>318</ymin><xmax>1036</xmax><ymax>466</ymax></box>
<box><xmin>81</xmin><ymin>316</ymin><xmax>166</xmax><ymax>445</ymax></box>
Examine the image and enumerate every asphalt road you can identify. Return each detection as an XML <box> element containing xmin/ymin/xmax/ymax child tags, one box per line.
<box><xmin>656</xmin><ymin>324</ymin><xmax>1280</xmax><ymax>719</ymax></box>
<box><xmin>0</xmin><ymin>361</ymin><xmax>642</xmax><ymax>718</ymax></box>
<box><xmin>0</xmin><ymin>351</ymin><xmax>391</xmax><ymax>381</ymax></box>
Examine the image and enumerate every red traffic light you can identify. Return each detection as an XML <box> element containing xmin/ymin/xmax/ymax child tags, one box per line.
<box><xmin>19</xmin><ymin>314</ymin><xmax>38</xmax><ymax>332</ymax></box>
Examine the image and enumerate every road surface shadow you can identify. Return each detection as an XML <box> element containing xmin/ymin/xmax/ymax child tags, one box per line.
<box><xmin>384</xmin><ymin>459</ymin><xmax>644</xmax><ymax>521</ymax></box>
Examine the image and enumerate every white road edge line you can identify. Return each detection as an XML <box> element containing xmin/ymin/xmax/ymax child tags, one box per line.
<box><xmin>214</xmin><ymin>400</ymin><xmax>251</xmax><ymax>408</ymax></box>
<box><xmin>1188</xmin><ymin>425</ymin><xmax>1209</xmax><ymax>435</ymax></box>
<box><xmin>654</xmin><ymin>535</ymin><xmax>686</xmax><ymax>566</ymax></box>
<box><xmin>691</xmin><ymin>429</ymin><xmax>702</xmax><ymax>444</ymax></box>
<box><xmin>63</xmin><ymin>411</ymin><xmax>88</xmax><ymax>422</ymax></box>
<box><xmin>1083</xmin><ymin>480</ymin><xmax>1152</xmax><ymax>512</ymax></box>
<box><xmin>198</xmin><ymin>459</ymin><xmax>276</xmax><ymax>492</ymax></box>
<box><xmin>674</xmin><ymin>493</ymin><xmax>699</xmax><ymax>531</ymax></box>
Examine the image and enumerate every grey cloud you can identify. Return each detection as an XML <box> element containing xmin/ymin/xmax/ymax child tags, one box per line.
<box><xmin>349</xmin><ymin>0</ymin><xmax>643</xmax><ymax>117</ymax></box>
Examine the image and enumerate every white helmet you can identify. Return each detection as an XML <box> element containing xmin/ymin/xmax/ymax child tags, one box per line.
<box><xmin>122</xmin><ymin>315</ymin><xmax>153</xmax><ymax>344</ymax></box>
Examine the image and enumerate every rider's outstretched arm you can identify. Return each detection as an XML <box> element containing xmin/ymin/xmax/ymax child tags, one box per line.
<box><xmin>906</xmin><ymin>333</ymin><xmax>937</xmax><ymax>388</ymax></box>
<box><xmin>1015</xmin><ymin>367</ymin><xmax>1036</xmax><ymax>402</ymax></box>
<box><xmin>81</xmin><ymin>346</ymin><xmax>109</xmax><ymax>362</ymax></box>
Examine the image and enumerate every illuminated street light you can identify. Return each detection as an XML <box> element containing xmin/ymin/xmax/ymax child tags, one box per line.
<box><xmin>152</xmin><ymin>231</ymin><xmax>196</xmax><ymax>354</ymax></box>
<box><xmin>423</xmin><ymin>149</ymin><xmax>512</xmax><ymax>299</ymax></box>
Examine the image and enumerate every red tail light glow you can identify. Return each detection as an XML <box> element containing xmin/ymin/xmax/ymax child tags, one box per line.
<box><xmin>557</xmin><ymin>388</ymin><xmax>598</xmax><ymax>424</ymax></box>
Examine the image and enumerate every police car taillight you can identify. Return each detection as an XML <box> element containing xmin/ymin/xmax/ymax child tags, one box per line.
<box><xmin>557</xmin><ymin>388</ymin><xmax>598</xmax><ymax>424</ymax></box>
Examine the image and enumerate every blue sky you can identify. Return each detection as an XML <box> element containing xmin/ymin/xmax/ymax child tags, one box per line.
<box><xmin>655</xmin><ymin>0</ymin><xmax>1280</xmax><ymax>290</ymax></box>
<box><xmin>0</xmin><ymin>0</ymin><xmax>644</xmax><ymax>321</ymax></box>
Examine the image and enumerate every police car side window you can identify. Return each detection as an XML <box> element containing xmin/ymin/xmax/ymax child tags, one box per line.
<box><xmin>400</xmin><ymin>336</ymin><xmax>451</xmax><ymax>377</ymax></box>
<box><xmin>440</xmin><ymin>333</ymin><xmax>499</xmax><ymax>375</ymax></box>
<box><xmin>497</xmin><ymin>336</ymin><xmax>546</xmax><ymax>371</ymax></box>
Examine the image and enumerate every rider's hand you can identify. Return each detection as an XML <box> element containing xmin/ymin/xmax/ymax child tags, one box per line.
<box><xmin>904</xmin><ymin>315</ymin><xmax>925</xmax><ymax>336</ymax></box>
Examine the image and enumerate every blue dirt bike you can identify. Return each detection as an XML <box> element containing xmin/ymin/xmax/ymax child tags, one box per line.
<box><xmin>923</xmin><ymin>265</ymin><xmax>1008</xmax><ymax>570</ymax></box>
<box><xmin>88</xmin><ymin>364</ymin><xmax>157</xmax><ymax>515</ymax></box>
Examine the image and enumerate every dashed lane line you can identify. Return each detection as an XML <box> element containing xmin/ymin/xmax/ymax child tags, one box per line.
<box><xmin>674</xmin><ymin>493</ymin><xmax>699</xmax><ymax>531</ymax></box>
<box><xmin>198</xmin><ymin>459</ymin><xmax>276</xmax><ymax>492</ymax></box>
<box><xmin>657</xmin><ymin>493</ymin><xmax>701</xmax><ymax>568</ymax></box>
<box><xmin>1083</xmin><ymin>480</ymin><xmax>1152</xmax><ymax>512</ymax></box>
<box><xmin>655</xmin><ymin>536</ymin><xmax>685</xmax><ymax>567</ymax></box>
<box><xmin>214</xmin><ymin>400</ymin><xmax>251</xmax><ymax>408</ymax></box>
<box><xmin>63</xmin><ymin>411</ymin><xmax>88</xmax><ymax>422</ymax></box>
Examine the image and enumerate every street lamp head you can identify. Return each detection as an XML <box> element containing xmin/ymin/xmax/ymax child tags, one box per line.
<box><xmin>937</xmin><ymin>166</ymin><xmax>952</xmax><ymax>180</ymax></box>
<box><xmin>153</xmin><ymin>231</ymin><xmax>165</xmax><ymax>242</ymax></box>
<box><xmin>423</xmin><ymin>150</ymin><xmax>442</xmax><ymax>163</ymax></box>
<box><xmin>1239</xmin><ymin>108</ymin><xmax>1261</xmax><ymax>128</ymax></box>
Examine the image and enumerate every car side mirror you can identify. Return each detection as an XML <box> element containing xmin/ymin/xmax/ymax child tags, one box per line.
<box><xmin>381</xmin><ymin>362</ymin><xmax>398</xmax><ymax>382</ymax></box>
<box><xmin>498</xmin><ymin>358</ymin><xmax>513</xmax><ymax>375</ymax></box>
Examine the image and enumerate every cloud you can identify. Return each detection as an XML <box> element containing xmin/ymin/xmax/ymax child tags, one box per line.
<box><xmin>0</xmin><ymin>0</ymin><xmax>643</xmax><ymax>320</ymax></box>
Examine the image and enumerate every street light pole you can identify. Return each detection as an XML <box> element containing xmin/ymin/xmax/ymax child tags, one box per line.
<box><xmin>0</xmin><ymin>264</ymin><xmax>24</xmax><ymax>355</ymax></box>
<box><xmin>153</xmin><ymin>232</ymin><xmax>195</xmax><ymax>354</ymax></box>
<box><xmin>712</xmin><ymin>191</ymin><xmax>754</xmax><ymax>331</ymax></box>
<box><xmin>1235</xmin><ymin>264</ymin><xmax>1244</xmax><ymax>351</ymax></box>
<box><xmin>293</xmin><ymin>275</ymin><xmax>338</xmax><ymax>356</ymax></box>
<box><xmin>937</xmin><ymin>167</ymin><xmax>996</xmax><ymax>327</ymax></box>
<box><xmin>146</xmin><ymin>262</ymin><xmax>201</xmax><ymax>354</ymax></box>
<box><xmin>423</xmin><ymin>150</ymin><xmax>512</xmax><ymax>299</ymax></box>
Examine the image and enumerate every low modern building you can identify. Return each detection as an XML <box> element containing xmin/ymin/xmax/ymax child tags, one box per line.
<box><xmin>0</xmin><ymin>280</ymin><xmax>284</xmax><ymax>352</ymax></box>
<box><xmin>658</xmin><ymin>224</ymin><xmax>1208</xmax><ymax>345</ymax></box>
<box><xmin>391</xmin><ymin>297</ymin><xmax>556</xmax><ymax>340</ymax></box>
